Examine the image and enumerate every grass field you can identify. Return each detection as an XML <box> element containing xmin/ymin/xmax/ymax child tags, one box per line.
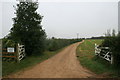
<box><xmin>76</xmin><ymin>39</ymin><xmax>118</xmax><ymax>77</ymax></box>
<box><xmin>2</xmin><ymin>48</ymin><xmax>65</xmax><ymax>77</ymax></box>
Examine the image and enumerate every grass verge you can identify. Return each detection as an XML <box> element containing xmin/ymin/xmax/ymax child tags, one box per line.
<box><xmin>2</xmin><ymin>47</ymin><xmax>65</xmax><ymax>77</ymax></box>
<box><xmin>76</xmin><ymin>39</ymin><xmax>118</xmax><ymax>77</ymax></box>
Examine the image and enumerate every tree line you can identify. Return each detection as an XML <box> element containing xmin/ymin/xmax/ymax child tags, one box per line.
<box><xmin>46</xmin><ymin>37</ymin><xmax>82</xmax><ymax>51</ymax></box>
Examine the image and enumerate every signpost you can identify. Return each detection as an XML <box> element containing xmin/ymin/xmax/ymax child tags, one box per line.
<box><xmin>7</xmin><ymin>48</ymin><xmax>15</xmax><ymax>53</ymax></box>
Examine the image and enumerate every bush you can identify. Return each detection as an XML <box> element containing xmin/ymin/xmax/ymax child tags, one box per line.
<box><xmin>2</xmin><ymin>38</ymin><xmax>16</xmax><ymax>49</ymax></box>
<box><xmin>46</xmin><ymin>38</ymin><xmax>82</xmax><ymax>51</ymax></box>
<box><xmin>101</xmin><ymin>35</ymin><xmax>120</xmax><ymax>75</ymax></box>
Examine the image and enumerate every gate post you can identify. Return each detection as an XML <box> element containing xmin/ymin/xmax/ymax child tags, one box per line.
<box><xmin>16</xmin><ymin>43</ymin><xmax>20</xmax><ymax>63</ymax></box>
<box><xmin>111</xmin><ymin>55</ymin><xmax>113</xmax><ymax>64</ymax></box>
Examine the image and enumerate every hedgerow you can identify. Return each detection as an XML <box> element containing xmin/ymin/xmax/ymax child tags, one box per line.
<box><xmin>45</xmin><ymin>38</ymin><xmax>82</xmax><ymax>51</ymax></box>
<box><xmin>101</xmin><ymin>33</ymin><xmax>120</xmax><ymax>75</ymax></box>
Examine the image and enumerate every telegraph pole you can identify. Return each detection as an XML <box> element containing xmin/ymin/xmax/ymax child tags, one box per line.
<box><xmin>77</xmin><ymin>33</ymin><xmax>79</xmax><ymax>39</ymax></box>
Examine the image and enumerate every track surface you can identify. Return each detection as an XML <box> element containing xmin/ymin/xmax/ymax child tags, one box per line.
<box><xmin>7</xmin><ymin>42</ymin><xmax>96</xmax><ymax>78</ymax></box>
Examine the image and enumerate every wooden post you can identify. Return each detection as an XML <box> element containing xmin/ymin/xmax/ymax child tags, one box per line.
<box><xmin>16</xmin><ymin>43</ymin><xmax>20</xmax><ymax>63</ymax></box>
<box><xmin>111</xmin><ymin>55</ymin><xmax>113</xmax><ymax>64</ymax></box>
<box><xmin>95</xmin><ymin>43</ymin><xmax>96</xmax><ymax>55</ymax></box>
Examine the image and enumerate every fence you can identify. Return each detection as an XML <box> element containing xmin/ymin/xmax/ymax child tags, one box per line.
<box><xmin>2</xmin><ymin>48</ymin><xmax>16</xmax><ymax>62</ymax></box>
<box><xmin>17</xmin><ymin>43</ymin><xmax>25</xmax><ymax>61</ymax></box>
<box><xmin>1</xmin><ymin>43</ymin><xmax>25</xmax><ymax>62</ymax></box>
<box><xmin>95</xmin><ymin>44</ymin><xmax>113</xmax><ymax>64</ymax></box>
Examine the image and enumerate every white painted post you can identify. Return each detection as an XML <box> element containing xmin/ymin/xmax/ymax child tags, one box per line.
<box><xmin>16</xmin><ymin>43</ymin><xmax>20</xmax><ymax>63</ymax></box>
<box><xmin>95</xmin><ymin>43</ymin><xmax>97</xmax><ymax>55</ymax></box>
<box><xmin>111</xmin><ymin>55</ymin><xmax>113</xmax><ymax>64</ymax></box>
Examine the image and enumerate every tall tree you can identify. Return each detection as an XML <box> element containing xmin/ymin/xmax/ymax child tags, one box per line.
<box><xmin>10</xmin><ymin>1</ymin><xmax>46</xmax><ymax>55</ymax></box>
<box><xmin>112</xmin><ymin>29</ymin><xmax>116</xmax><ymax>37</ymax></box>
<box><xmin>106</xmin><ymin>29</ymin><xmax>111</xmax><ymax>37</ymax></box>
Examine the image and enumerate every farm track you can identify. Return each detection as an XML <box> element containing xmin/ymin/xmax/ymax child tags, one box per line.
<box><xmin>7</xmin><ymin>41</ymin><xmax>97</xmax><ymax>78</ymax></box>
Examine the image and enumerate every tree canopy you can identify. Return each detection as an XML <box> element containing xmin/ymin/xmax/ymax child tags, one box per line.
<box><xmin>9</xmin><ymin>1</ymin><xmax>46</xmax><ymax>55</ymax></box>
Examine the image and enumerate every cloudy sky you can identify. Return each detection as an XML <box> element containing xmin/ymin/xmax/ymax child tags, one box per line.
<box><xmin>0</xmin><ymin>0</ymin><xmax>119</xmax><ymax>38</ymax></box>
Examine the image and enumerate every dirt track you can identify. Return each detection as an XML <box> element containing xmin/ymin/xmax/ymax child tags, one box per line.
<box><xmin>7</xmin><ymin>41</ymin><xmax>97</xmax><ymax>78</ymax></box>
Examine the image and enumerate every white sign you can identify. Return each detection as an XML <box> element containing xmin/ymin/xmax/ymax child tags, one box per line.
<box><xmin>7</xmin><ymin>48</ymin><xmax>15</xmax><ymax>52</ymax></box>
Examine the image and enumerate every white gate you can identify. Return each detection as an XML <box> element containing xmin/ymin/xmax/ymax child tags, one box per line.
<box><xmin>17</xmin><ymin>43</ymin><xmax>25</xmax><ymax>61</ymax></box>
<box><xmin>95</xmin><ymin>44</ymin><xmax>113</xmax><ymax>64</ymax></box>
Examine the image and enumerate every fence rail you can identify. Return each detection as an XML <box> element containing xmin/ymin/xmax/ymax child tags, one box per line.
<box><xmin>1</xmin><ymin>43</ymin><xmax>25</xmax><ymax>62</ymax></box>
<box><xmin>95</xmin><ymin>44</ymin><xmax>113</xmax><ymax>64</ymax></box>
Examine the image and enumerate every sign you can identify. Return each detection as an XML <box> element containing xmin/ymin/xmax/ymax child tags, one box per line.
<box><xmin>7</xmin><ymin>48</ymin><xmax>15</xmax><ymax>52</ymax></box>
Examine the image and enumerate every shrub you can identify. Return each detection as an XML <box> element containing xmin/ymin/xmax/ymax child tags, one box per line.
<box><xmin>101</xmin><ymin>35</ymin><xmax>120</xmax><ymax>75</ymax></box>
<box><xmin>46</xmin><ymin>38</ymin><xmax>82</xmax><ymax>51</ymax></box>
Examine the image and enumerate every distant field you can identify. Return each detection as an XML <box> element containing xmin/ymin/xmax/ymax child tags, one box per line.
<box><xmin>77</xmin><ymin>39</ymin><xmax>103</xmax><ymax>58</ymax></box>
<box><xmin>76</xmin><ymin>39</ymin><xmax>117</xmax><ymax>77</ymax></box>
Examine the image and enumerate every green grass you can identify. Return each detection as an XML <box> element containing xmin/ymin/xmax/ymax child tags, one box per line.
<box><xmin>2</xmin><ymin>47</ymin><xmax>65</xmax><ymax>77</ymax></box>
<box><xmin>76</xmin><ymin>39</ymin><xmax>118</xmax><ymax>77</ymax></box>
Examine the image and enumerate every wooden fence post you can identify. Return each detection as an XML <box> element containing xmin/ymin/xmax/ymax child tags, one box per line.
<box><xmin>95</xmin><ymin>43</ymin><xmax>97</xmax><ymax>55</ymax></box>
<box><xmin>16</xmin><ymin>43</ymin><xmax>20</xmax><ymax>63</ymax></box>
<box><xmin>111</xmin><ymin>55</ymin><xmax>113</xmax><ymax>64</ymax></box>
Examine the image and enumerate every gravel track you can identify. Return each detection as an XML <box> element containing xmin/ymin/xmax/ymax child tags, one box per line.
<box><xmin>7</xmin><ymin>41</ymin><xmax>96</xmax><ymax>78</ymax></box>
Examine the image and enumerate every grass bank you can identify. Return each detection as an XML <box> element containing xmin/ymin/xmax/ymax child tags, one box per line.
<box><xmin>76</xmin><ymin>39</ymin><xmax>118</xmax><ymax>77</ymax></box>
<box><xmin>2</xmin><ymin>47</ymin><xmax>65</xmax><ymax>77</ymax></box>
